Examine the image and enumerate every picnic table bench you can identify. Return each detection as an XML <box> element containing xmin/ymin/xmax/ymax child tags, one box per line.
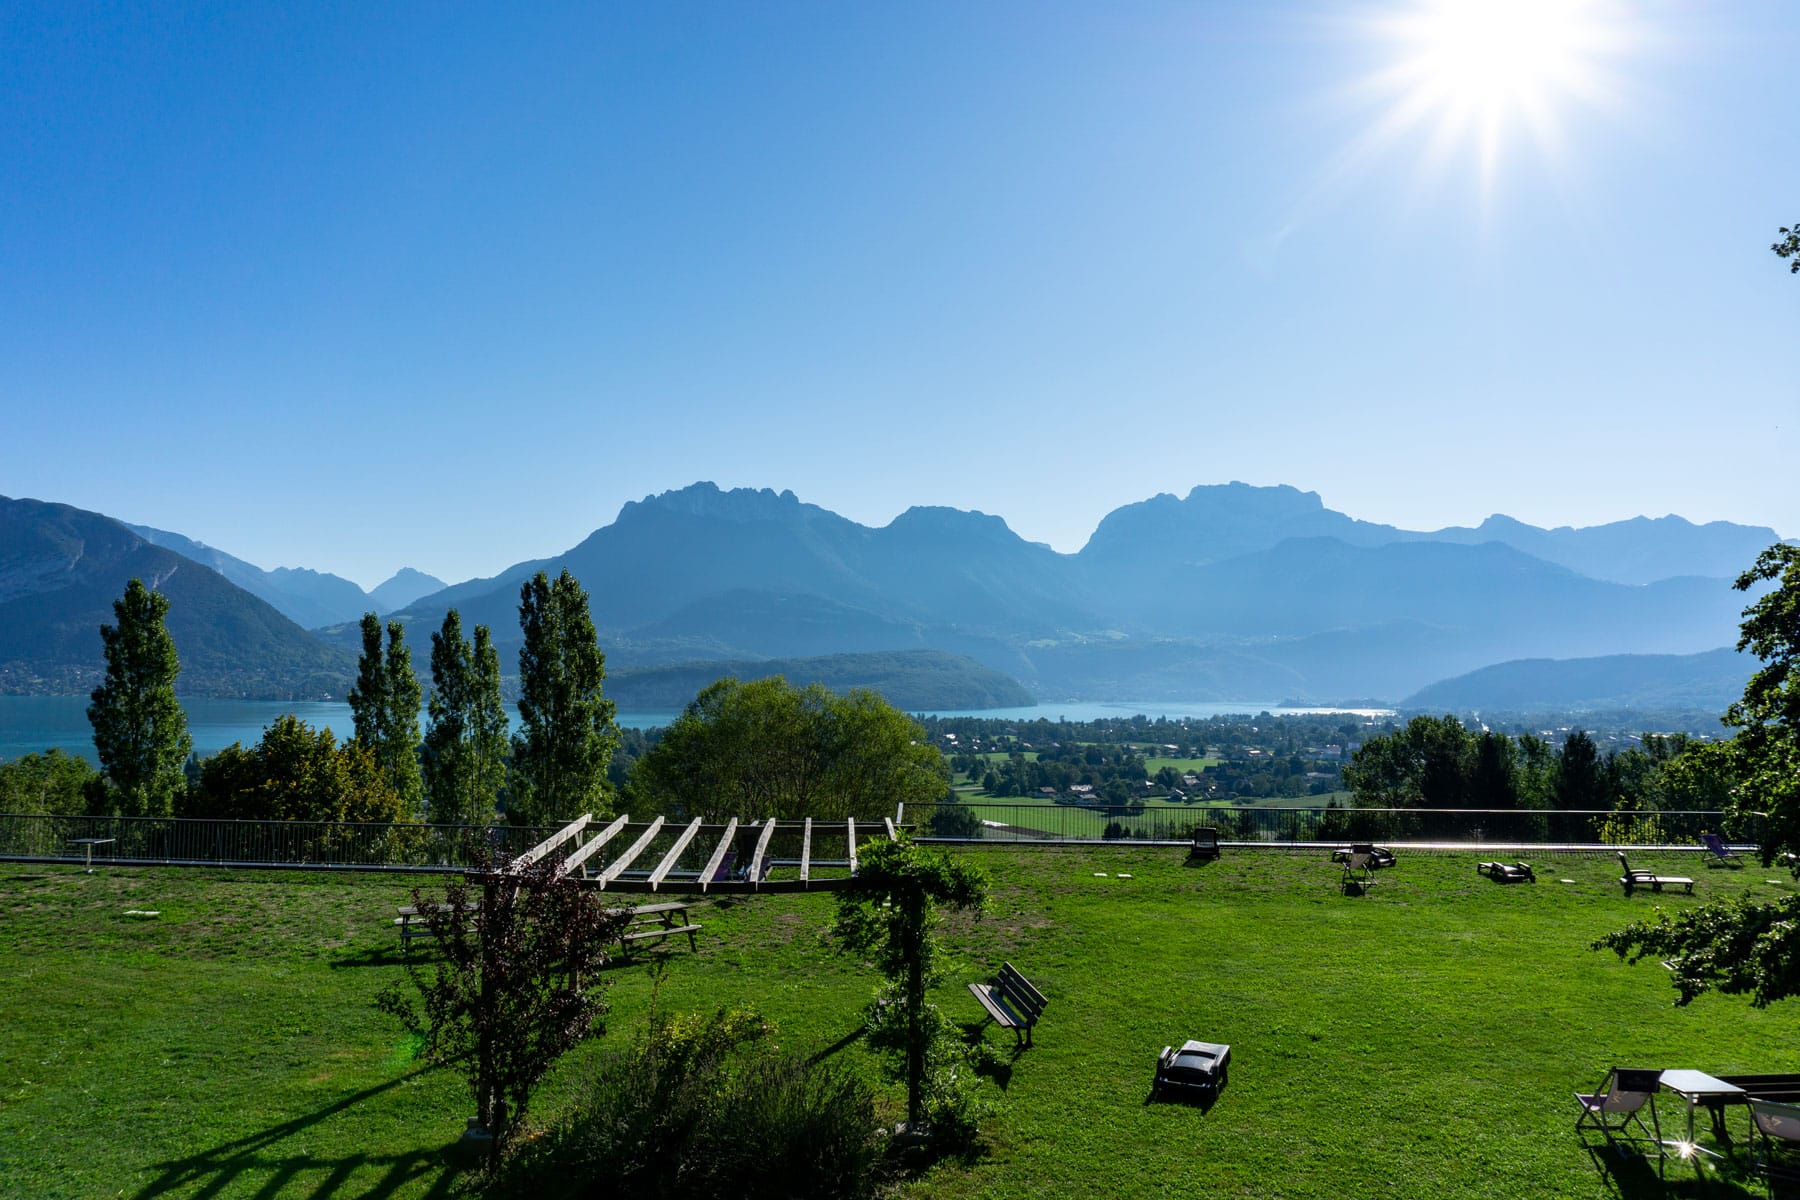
<box><xmin>968</xmin><ymin>961</ymin><xmax>1048</xmax><ymax>1046</ymax></box>
<box><xmin>609</xmin><ymin>901</ymin><xmax>701</xmax><ymax>955</ymax></box>
<box><xmin>1700</xmin><ymin>1073</ymin><xmax>1800</xmax><ymax>1139</ymax></box>
<box><xmin>394</xmin><ymin>901</ymin><xmax>478</xmax><ymax>943</ymax></box>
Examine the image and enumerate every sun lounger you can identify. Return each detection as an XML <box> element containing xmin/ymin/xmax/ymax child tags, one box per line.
<box><xmin>1617</xmin><ymin>851</ymin><xmax>1694</xmax><ymax>895</ymax></box>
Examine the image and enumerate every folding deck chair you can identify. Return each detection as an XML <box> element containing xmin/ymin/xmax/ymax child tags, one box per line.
<box><xmin>1575</xmin><ymin>1068</ymin><xmax>1665</xmax><ymax>1159</ymax></box>
<box><xmin>1750</xmin><ymin>1099</ymin><xmax>1800</xmax><ymax>1191</ymax></box>
<box><xmin>1340</xmin><ymin>844</ymin><xmax>1379</xmax><ymax>892</ymax></box>
<box><xmin>1700</xmin><ymin>833</ymin><xmax>1743</xmax><ymax>867</ymax></box>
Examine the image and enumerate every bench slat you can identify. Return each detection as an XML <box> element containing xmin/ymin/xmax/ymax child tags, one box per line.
<box><xmin>968</xmin><ymin>983</ymin><xmax>1025</xmax><ymax>1028</ymax></box>
<box><xmin>621</xmin><ymin>922</ymin><xmax>702</xmax><ymax>943</ymax></box>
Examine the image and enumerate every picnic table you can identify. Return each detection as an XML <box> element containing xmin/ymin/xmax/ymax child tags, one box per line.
<box><xmin>394</xmin><ymin>901</ymin><xmax>478</xmax><ymax>943</ymax></box>
<box><xmin>608</xmin><ymin>901</ymin><xmax>702</xmax><ymax>955</ymax></box>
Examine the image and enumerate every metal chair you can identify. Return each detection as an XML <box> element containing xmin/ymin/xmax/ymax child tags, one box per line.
<box><xmin>1575</xmin><ymin>1068</ymin><xmax>1665</xmax><ymax>1159</ymax></box>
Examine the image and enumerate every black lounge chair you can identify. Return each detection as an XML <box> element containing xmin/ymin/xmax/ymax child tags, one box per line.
<box><xmin>1153</xmin><ymin>1040</ymin><xmax>1230</xmax><ymax>1101</ymax></box>
<box><xmin>1478</xmin><ymin>860</ymin><xmax>1535</xmax><ymax>883</ymax></box>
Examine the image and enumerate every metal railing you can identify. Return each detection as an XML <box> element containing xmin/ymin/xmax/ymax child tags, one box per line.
<box><xmin>0</xmin><ymin>804</ymin><xmax>1760</xmax><ymax>872</ymax></box>
<box><xmin>908</xmin><ymin>800</ymin><xmax>1752</xmax><ymax>849</ymax></box>
<box><xmin>0</xmin><ymin>812</ymin><xmax>556</xmax><ymax>872</ymax></box>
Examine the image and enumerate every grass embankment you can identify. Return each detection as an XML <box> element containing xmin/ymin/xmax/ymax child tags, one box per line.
<box><xmin>2</xmin><ymin>849</ymin><xmax>1793</xmax><ymax>1198</ymax></box>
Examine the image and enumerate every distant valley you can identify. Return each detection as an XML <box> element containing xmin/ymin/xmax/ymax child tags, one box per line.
<box><xmin>0</xmin><ymin>483</ymin><xmax>1787</xmax><ymax>714</ymax></box>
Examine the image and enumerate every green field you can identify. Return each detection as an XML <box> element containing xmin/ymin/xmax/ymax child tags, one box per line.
<box><xmin>1141</xmin><ymin>755</ymin><xmax>1221</xmax><ymax>773</ymax></box>
<box><xmin>2</xmin><ymin>848</ymin><xmax>1793</xmax><ymax>1198</ymax></box>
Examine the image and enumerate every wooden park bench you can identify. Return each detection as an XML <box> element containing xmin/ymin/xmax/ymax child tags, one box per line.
<box><xmin>968</xmin><ymin>961</ymin><xmax>1048</xmax><ymax>1047</ymax></box>
<box><xmin>610</xmin><ymin>901</ymin><xmax>702</xmax><ymax>956</ymax></box>
<box><xmin>394</xmin><ymin>901</ymin><xmax>478</xmax><ymax>944</ymax></box>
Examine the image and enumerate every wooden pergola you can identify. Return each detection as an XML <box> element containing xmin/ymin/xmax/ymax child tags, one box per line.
<box><xmin>511</xmin><ymin>813</ymin><xmax>901</xmax><ymax>894</ymax></box>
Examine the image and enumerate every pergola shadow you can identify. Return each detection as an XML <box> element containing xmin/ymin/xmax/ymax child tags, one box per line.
<box><xmin>132</xmin><ymin>1071</ymin><xmax>464</xmax><ymax>1200</ymax></box>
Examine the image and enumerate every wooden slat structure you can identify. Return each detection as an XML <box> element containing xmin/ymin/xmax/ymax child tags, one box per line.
<box><xmin>498</xmin><ymin>813</ymin><xmax>900</xmax><ymax>895</ymax></box>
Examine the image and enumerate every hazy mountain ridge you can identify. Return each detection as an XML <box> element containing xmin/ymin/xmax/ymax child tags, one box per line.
<box><xmin>3</xmin><ymin>498</ymin><xmax>353</xmax><ymax>697</ymax></box>
<box><xmin>128</xmin><ymin>522</ymin><xmax>444</xmax><ymax>626</ymax></box>
<box><xmin>3</xmin><ymin>482</ymin><xmax>1788</xmax><ymax>707</ymax></box>
<box><xmin>1402</xmin><ymin>647</ymin><xmax>1750</xmax><ymax>712</ymax></box>
<box><xmin>1077</xmin><ymin>482</ymin><xmax>1788</xmax><ymax>585</ymax></box>
<box><xmin>361</xmin><ymin>481</ymin><xmax>1773</xmax><ymax>705</ymax></box>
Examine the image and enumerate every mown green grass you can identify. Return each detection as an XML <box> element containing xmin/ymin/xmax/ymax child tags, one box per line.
<box><xmin>2</xmin><ymin>849</ymin><xmax>1793</xmax><ymax>1198</ymax></box>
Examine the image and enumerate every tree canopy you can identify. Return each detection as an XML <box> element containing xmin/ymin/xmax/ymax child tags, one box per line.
<box><xmin>423</xmin><ymin>610</ymin><xmax>509</xmax><ymax>826</ymax></box>
<box><xmin>183</xmin><ymin>714</ymin><xmax>408</xmax><ymax>824</ymax></box>
<box><xmin>509</xmin><ymin>570</ymin><xmax>618</xmax><ymax>826</ymax></box>
<box><xmin>1596</xmin><ymin>543</ymin><xmax>1800</xmax><ymax>1005</ymax></box>
<box><xmin>347</xmin><ymin>614</ymin><xmax>424</xmax><ymax>818</ymax></box>
<box><xmin>87</xmin><ymin>578</ymin><xmax>192</xmax><ymax>817</ymax></box>
<box><xmin>627</xmin><ymin>675</ymin><xmax>948</xmax><ymax>821</ymax></box>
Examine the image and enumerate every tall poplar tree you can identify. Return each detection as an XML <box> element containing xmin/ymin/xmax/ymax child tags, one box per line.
<box><xmin>88</xmin><ymin>577</ymin><xmax>192</xmax><ymax>817</ymax></box>
<box><xmin>424</xmin><ymin>610</ymin><xmax>509</xmax><ymax>826</ymax></box>
<box><xmin>510</xmin><ymin>570</ymin><xmax>617</xmax><ymax>826</ymax></box>
<box><xmin>348</xmin><ymin>613</ymin><xmax>424</xmax><ymax>818</ymax></box>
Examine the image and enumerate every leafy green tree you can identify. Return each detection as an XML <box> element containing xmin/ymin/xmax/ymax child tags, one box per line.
<box><xmin>627</xmin><ymin>676</ymin><xmax>948</xmax><ymax>821</ymax></box>
<box><xmin>348</xmin><ymin>614</ymin><xmax>424</xmax><ymax>818</ymax></box>
<box><xmin>1596</xmin><ymin>543</ymin><xmax>1800</xmax><ymax>1006</ymax></box>
<box><xmin>0</xmin><ymin>750</ymin><xmax>99</xmax><ymax>815</ymax></box>
<box><xmin>87</xmin><ymin>578</ymin><xmax>192</xmax><ymax>817</ymax></box>
<box><xmin>1341</xmin><ymin>715</ymin><xmax>1475</xmax><ymax>809</ymax></box>
<box><xmin>510</xmin><ymin>570</ymin><xmax>617</xmax><ymax>826</ymax></box>
<box><xmin>835</xmin><ymin>837</ymin><xmax>988</xmax><ymax>1137</ymax></box>
<box><xmin>423</xmin><ymin>610</ymin><xmax>510</xmax><ymax>826</ymax></box>
<box><xmin>1775</xmin><ymin>221</ymin><xmax>1800</xmax><ymax>272</ymax></box>
<box><xmin>1468</xmin><ymin>731</ymin><xmax>1519</xmax><ymax>809</ymax></box>
<box><xmin>184</xmin><ymin>714</ymin><xmax>407</xmax><ymax>823</ymax></box>
<box><xmin>1553</xmin><ymin>729</ymin><xmax>1606</xmax><ymax>810</ymax></box>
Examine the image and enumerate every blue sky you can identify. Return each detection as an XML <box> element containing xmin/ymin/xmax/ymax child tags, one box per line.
<box><xmin>3</xmin><ymin>2</ymin><xmax>1795</xmax><ymax>589</ymax></box>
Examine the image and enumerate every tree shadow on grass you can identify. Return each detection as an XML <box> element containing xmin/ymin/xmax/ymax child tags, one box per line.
<box><xmin>330</xmin><ymin>944</ymin><xmax>414</xmax><ymax>970</ymax></box>
<box><xmin>805</xmin><ymin>1023</ymin><xmax>866</xmax><ymax>1067</ymax></box>
<box><xmin>132</xmin><ymin>1070</ymin><xmax>466</xmax><ymax>1200</ymax></box>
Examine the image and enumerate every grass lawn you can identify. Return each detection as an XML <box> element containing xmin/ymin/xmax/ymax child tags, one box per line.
<box><xmin>2</xmin><ymin>848</ymin><xmax>1795</xmax><ymax>1198</ymax></box>
<box><xmin>1141</xmin><ymin>755</ymin><xmax>1221</xmax><ymax>773</ymax></box>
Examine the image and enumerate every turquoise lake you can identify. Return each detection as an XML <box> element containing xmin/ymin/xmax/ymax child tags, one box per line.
<box><xmin>0</xmin><ymin>695</ymin><xmax>1388</xmax><ymax>764</ymax></box>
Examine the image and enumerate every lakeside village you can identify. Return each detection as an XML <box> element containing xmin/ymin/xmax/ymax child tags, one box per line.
<box><xmin>911</xmin><ymin>710</ymin><xmax>1717</xmax><ymax>809</ymax></box>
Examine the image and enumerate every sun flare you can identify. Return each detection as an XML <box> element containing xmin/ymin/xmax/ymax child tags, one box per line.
<box><xmin>1360</xmin><ymin>0</ymin><xmax>1632</xmax><ymax>191</ymax></box>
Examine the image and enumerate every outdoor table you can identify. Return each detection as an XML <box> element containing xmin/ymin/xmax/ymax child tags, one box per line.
<box><xmin>68</xmin><ymin>836</ymin><xmax>114</xmax><ymax>874</ymax></box>
<box><xmin>1659</xmin><ymin>1069</ymin><xmax>1746</xmax><ymax>1159</ymax></box>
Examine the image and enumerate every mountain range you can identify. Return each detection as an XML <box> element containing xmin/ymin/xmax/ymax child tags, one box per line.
<box><xmin>1</xmin><ymin>482</ymin><xmax>1787</xmax><ymax>711</ymax></box>
<box><xmin>125</xmin><ymin>523</ymin><xmax>444</xmax><ymax>627</ymax></box>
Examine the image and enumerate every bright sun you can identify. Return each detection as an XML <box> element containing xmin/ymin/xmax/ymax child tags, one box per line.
<box><xmin>1360</xmin><ymin>0</ymin><xmax>1631</xmax><ymax>190</ymax></box>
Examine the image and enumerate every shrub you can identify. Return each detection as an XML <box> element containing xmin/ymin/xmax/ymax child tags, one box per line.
<box><xmin>498</xmin><ymin>1004</ymin><xmax>884</xmax><ymax>1200</ymax></box>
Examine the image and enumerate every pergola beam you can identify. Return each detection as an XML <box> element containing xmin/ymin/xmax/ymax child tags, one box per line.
<box><xmin>748</xmin><ymin>817</ymin><xmax>777</xmax><ymax>888</ymax></box>
<box><xmin>514</xmin><ymin>813</ymin><xmax>591</xmax><ymax>869</ymax></box>
<box><xmin>696</xmin><ymin>818</ymin><xmax>738</xmax><ymax>893</ymax></box>
<box><xmin>598</xmin><ymin>816</ymin><xmax>666</xmax><ymax>887</ymax></box>
<box><xmin>647</xmin><ymin>818</ymin><xmax>704</xmax><ymax>891</ymax></box>
<box><xmin>560</xmin><ymin>814</ymin><xmax>629</xmax><ymax>875</ymax></box>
